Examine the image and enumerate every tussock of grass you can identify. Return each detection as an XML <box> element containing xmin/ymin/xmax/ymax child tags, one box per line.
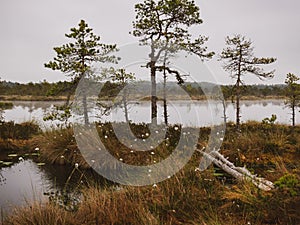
<box><xmin>0</xmin><ymin>121</ymin><xmax>40</xmax><ymax>140</ymax></box>
<box><xmin>0</xmin><ymin>121</ymin><xmax>40</xmax><ymax>155</ymax></box>
<box><xmin>32</xmin><ymin>127</ymin><xmax>89</xmax><ymax>168</ymax></box>
<box><xmin>4</xmin><ymin>202</ymin><xmax>74</xmax><ymax>225</ymax></box>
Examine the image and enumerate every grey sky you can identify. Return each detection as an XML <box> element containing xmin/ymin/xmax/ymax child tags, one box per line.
<box><xmin>0</xmin><ymin>0</ymin><xmax>299</xmax><ymax>84</ymax></box>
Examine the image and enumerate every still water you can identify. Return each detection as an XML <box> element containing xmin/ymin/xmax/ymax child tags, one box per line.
<box><xmin>0</xmin><ymin>158</ymin><xmax>102</xmax><ymax>220</ymax></box>
<box><xmin>1</xmin><ymin>99</ymin><xmax>299</xmax><ymax>127</ymax></box>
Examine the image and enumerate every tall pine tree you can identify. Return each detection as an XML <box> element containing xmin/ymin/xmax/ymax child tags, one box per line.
<box><xmin>45</xmin><ymin>20</ymin><xmax>118</xmax><ymax>124</ymax></box>
<box><xmin>132</xmin><ymin>0</ymin><xmax>214</xmax><ymax>123</ymax></box>
<box><xmin>220</xmin><ymin>34</ymin><xmax>276</xmax><ymax>129</ymax></box>
<box><xmin>285</xmin><ymin>73</ymin><xmax>300</xmax><ymax>126</ymax></box>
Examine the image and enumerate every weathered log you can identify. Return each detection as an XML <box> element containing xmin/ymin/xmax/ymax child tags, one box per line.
<box><xmin>196</xmin><ymin>148</ymin><xmax>274</xmax><ymax>191</ymax></box>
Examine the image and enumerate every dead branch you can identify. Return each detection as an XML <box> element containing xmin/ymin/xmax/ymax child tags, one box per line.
<box><xmin>196</xmin><ymin>148</ymin><xmax>274</xmax><ymax>191</ymax></box>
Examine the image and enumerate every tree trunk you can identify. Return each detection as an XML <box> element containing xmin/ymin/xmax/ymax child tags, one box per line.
<box><xmin>221</xmin><ymin>98</ymin><xmax>227</xmax><ymax>124</ymax></box>
<box><xmin>292</xmin><ymin>101</ymin><xmax>295</xmax><ymax>127</ymax></box>
<box><xmin>236</xmin><ymin>47</ymin><xmax>242</xmax><ymax>131</ymax></box>
<box><xmin>150</xmin><ymin>61</ymin><xmax>157</xmax><ymax>125</ymax></box>
<box><xmin>81</xmin><ymin>57</ymin><xmax>89</xmax><ymax>125</ymax></box>
<box><xmin>163</xmin><ymin>55</ymin><xmax>168</xmax><ymax>126</ymax></box>
<box><xmin>163</xmin><ymin>79</ymin><xmax>168</xmax><ymax>125</ymax></box>
<box><xmin>197</xmin><ymin>148</ymin><xmax>274</xmax><ymax>191</ymax></box>
<box><xmin>123</xmin><ymin>88</ymin><xmax>129</xmax><ymax>123</ymax></box>
<box><xmin>82</xmin><ymin>92</ymin><xmax>89</xmax><ymax>125</ymax></box>
<box><xmin>236</xmin><ymin>80</ymin><xmax>241</xmax><ymax>130</ymax></box>
<box><xmin>149</xmin><ymin>42</ymin><xmax>158</xmax><ymax>125</ymax></box>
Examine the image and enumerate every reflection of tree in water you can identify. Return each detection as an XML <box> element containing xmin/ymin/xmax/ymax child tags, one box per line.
<box><xmin>243</xmin><ymin>101</ymin><xmax>254</xmax><ymax>107</ymax></box>
<box><xmin>13</xmin><ymin>101</ymin><xmax>64</xmax><ymax>111</ymax></box>
<box><xmin>0</xmin><ymin>102</ymin><xmax>13</xmax><ymax>121</ymax></box>
<box><xmin>243</xmin><ymin>100</ymin><xmax>284</xmax><ymax>108</ymax></box>
<box><xmin>0</xmin><ymin>172</ymin><xmax>6</xmax><ymax>186</ymax></box>
<box><xmin>270</xmin><ymin>100</ymin><xmax>284</xmax><ymax>106</ymax></box>
<box><xmin>0</xmin><ymin>109</ymin><xmax>3</xmax><ymax>121</ymax></box>
<box><xmin>38</xmin><ymin>163</ymin><xmax>109</xmax><ymax>192</ymax></box>
<box><xmin>37</xmin><ymin>163</ymin><xmax>111</xmax><ymax>210</ymax></box>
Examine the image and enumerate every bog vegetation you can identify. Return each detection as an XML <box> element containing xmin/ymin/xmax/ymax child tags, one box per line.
<box><xmin>0</xmin><ymin>121</ymin><xmax>299</xmax><ymax>224</ymax></box>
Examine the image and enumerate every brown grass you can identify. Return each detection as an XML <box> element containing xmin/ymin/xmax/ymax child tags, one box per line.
<box><xmin>31</xmin><ymin>128</ymin><xmax>89</xmax><ymax>168</ymax></box>
<box><xmin>3</xmin><ymin>202</ymin><xmax>74</xmax><ymax>225</ymax></box>
<box><xmin>3</xmin><ymin>122</ymin><xmax>300</xmax><ymax>224</ymax></box>
<box><xmin>3</xmin><ymin>169</ymin><xmax>300</xmax><ymax>225</ymax></box>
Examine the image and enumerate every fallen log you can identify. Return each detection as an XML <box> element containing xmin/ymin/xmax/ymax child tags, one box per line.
<box><xmin>196</xmin><ymin>148</ymin><xmax>274</xmax><ymax>191</ymax></box>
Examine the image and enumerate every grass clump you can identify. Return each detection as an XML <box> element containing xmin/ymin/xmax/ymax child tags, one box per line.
<box><xmin>0</xmin><ymin>121</ymin><xmax>40</xmax><ymax>140</ymax></box>
<box><xmin>0</xmin><ymin>121</ymin><xmax>40</xmax><ymax>153</ymax></box>
<box><xmin>32</xmin><ymin>127</ymin><xmax>89</xmax><ymax>168</ymax></box>
<box><xmin>3</xmin><ymin>202</ymin><xmax>75</xmax><ymax>225</ymax></box>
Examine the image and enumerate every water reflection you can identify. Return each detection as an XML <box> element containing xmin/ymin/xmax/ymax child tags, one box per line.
<box><xmin>2</xmin><ymin>100</ymin><xmax>299</xmax><ymax>127</ymax></box>
<box><xmin>0</xmin><ymin>160</ymin><xmax>50</xmax><ymax>218</ymax></box>
<box><xmin>0</xmin><ymin>159</ymin><xmax>107</xmax><ymax>220</ymax></box>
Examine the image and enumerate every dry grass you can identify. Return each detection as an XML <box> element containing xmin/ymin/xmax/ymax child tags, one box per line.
<box><xmin>3</xmin><ymin>170</ymin><xmax>300</xmax><ymax>225</ymax></box>
<box><xmin>31</xmin><ymin>127</ymin><xmax>89</xmax><ymax>168</ymax></box>
<box><xmin>4</xmin><ymin>170</ymin><xmax>227</xmax><ymax>225</ymax></box>
<box><xmin>3</xmin><ymin>122</ymin><xmax>300</xmax><ymax>224</ymax></box>
<box><xmin>3</xmin><ymin>202</ymin><xmax>74</xmax><ymax>225</ymax></box>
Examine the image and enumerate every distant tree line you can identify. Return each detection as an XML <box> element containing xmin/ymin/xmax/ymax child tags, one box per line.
<box><xmin>0</xmin><ymin>79</ymin><xmax>288</xmax><ymax>99</ymax></box>
<box><xmin>0</xmin><ymin>80</ymin><xmax>71</xmax><ymax>97</ymax></box>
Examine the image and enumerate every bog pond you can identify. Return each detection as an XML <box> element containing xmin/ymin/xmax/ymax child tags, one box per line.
<box><xmin>1</xmin><ymin>99</ymin><xmax>299</xmax><ymax>127</ymax></box>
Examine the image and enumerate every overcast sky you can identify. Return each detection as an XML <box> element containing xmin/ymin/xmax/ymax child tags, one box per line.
<box><xmin>0</xmin><ymin>0</ymin><xmax>299</xmax><ymax>84</ymax></box>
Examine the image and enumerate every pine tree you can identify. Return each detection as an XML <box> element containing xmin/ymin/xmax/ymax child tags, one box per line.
<box><xmin>45</xmin><ymin>20</ymin><xmax>118</xmax><ymax>124</ymax></box>
<box><xmin>220</xmin><ymin>34</ymin><xmax>276</xmax><ymax>129</ymax></box>
<box><xmin>285</xmin><ymin>73</ymin><xmax>300</xmax><ymax>126</ymax></box>
<box><xmin>132</xmin><ymin>0</ymin><xmax>214</xmax><ymax>123</ymax></box>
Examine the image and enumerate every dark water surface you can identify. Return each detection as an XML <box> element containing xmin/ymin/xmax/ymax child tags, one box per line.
<box><xmin>0</xmin><ymin>159</ymin><xmax>104</xmax><ymax>220</ymax></box>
